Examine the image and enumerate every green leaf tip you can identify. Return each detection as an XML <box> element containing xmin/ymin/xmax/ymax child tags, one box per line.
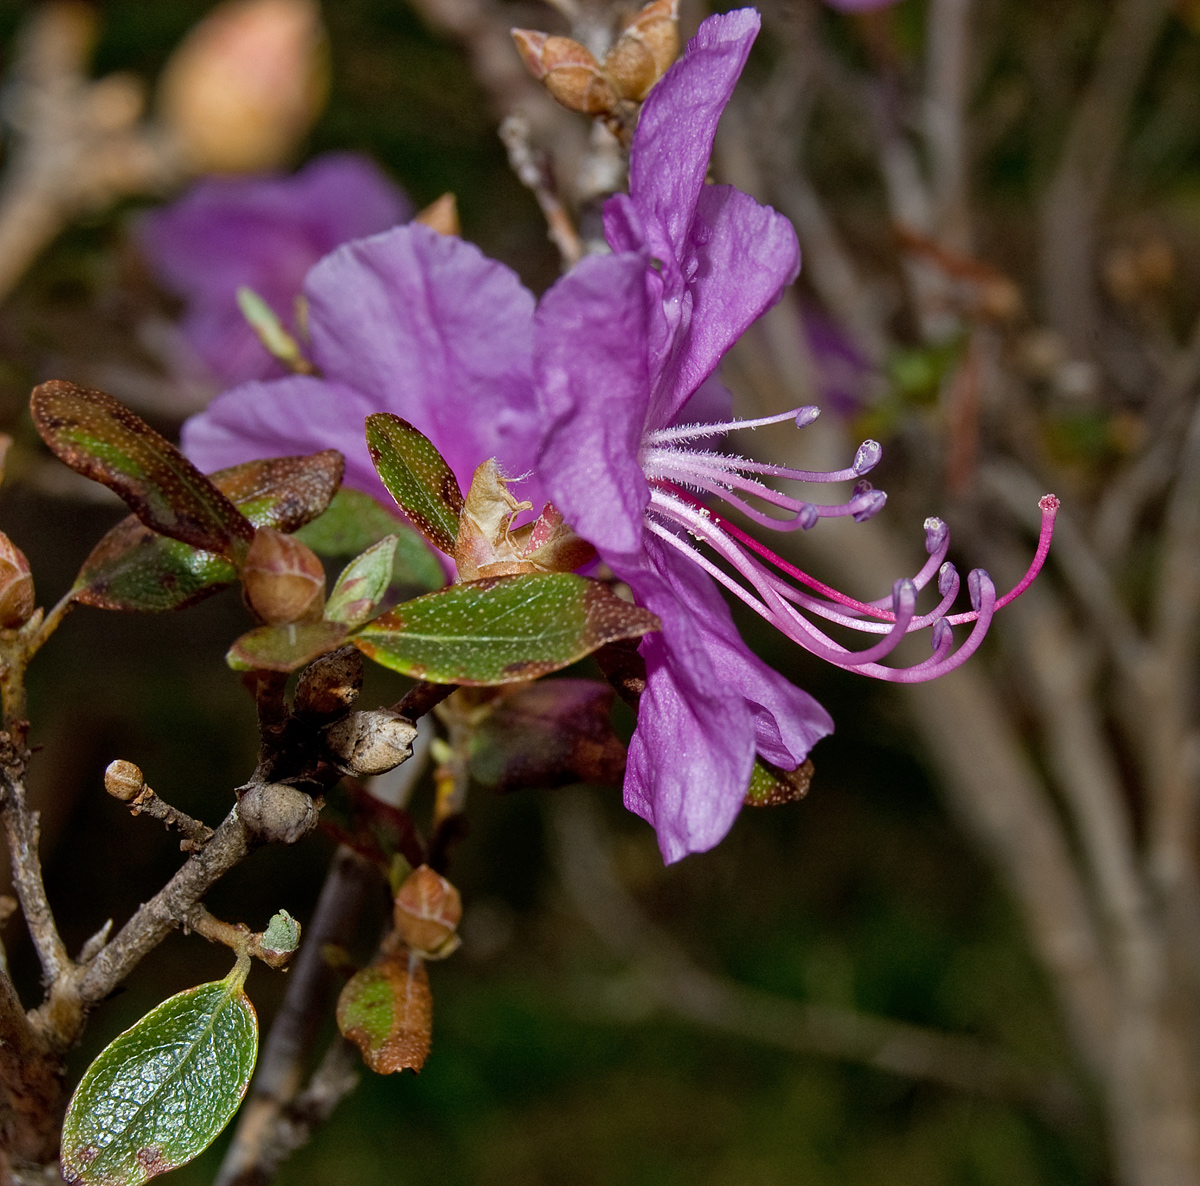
<box><xmin>262</xmin><ymin>909</ymin><xmax>301</xmax><ymax>955</ymax></box>
<box><xmin>60</xmin><ymin>974</ymin><xmax>259</xmax><ymax>1185</ymax></box>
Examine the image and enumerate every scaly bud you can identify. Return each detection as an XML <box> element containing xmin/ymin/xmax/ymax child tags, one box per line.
<box><xmin>414</xmin><ymin>193</ymin><xmax>460</xmax><ymax>237</ymax></box>
<box><xmin>295</xmin><ymin>646</ymin><xmax>363</xmax><ymax>717</ymax></box>
<box><xmin>238</xmin><ymin>782</ymin><xmax>318</xmax><ymax>844</ymax></box>
<box><xmin>511</xmin><ymin>29</ymin><xmax>618</xmax><ymax>116</ymax></box>
<box><xmin>241</xmin><ymin>527</ymin><xmax>325</xmax><ymax>624</ymax></box>
<box><xmin>602</xmin><ymin>0</ymin><xmax>678</xmax><ymax>102</ymax></box>
<box><xmin>393</xmin><ymin>865</ymin><xmax>462</xmax><ymax>958</ymax></box>
<box><xmin>0</xmin><ymin>534</ymin><xmax>34</xmax><ymax>630</ymax></box>
<box><xmin>104</xmin><ymin>759</ymin><xmax>144</xmax><ymax>802</ymax></box>
<box><xmin>323</xmin><ymin>709</ymin><xmax>417</xmax><ymax>776</ymax></box>
<box><xmin>158</xmin><ymin>0</ymin><xmax>328</xmax><ymax>173</ymax></box>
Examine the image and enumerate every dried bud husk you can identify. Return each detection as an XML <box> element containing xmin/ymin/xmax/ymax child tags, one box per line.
<box><xmin>242</xmin><ymin>527</ymin><xmax>326</xmax><ymax>624</ymax></box>
<box><xmin>603</xmin><ymin>0</ymin><xmax>678</xmax><ymax>101</ymax></box>
<box><xmin>295</xmin><ymin>646</ymin><xmax>364</xmax><ymax>717</ymax></box>
<box><xmin>414</xmin><ymin>193</ymin><xmax>460</xmax><ymax>237</ymax></box>
<box><xmin>238</xmin><ymin>782</ymin><xmax>319</xmax><ymax>844</ymax></box>
<box><xmin>394</xmin><ymin>865</ymin><xmax>462</xmax><ymax>957</ymax></box>
<box><xmin>104</xmin><ymin>759</ymin><xmax>144</xmax><ymax>802</ymax></box>
<box><xmin>324</xmin><ymin>709</ymin><xmax>418</xmax><ymax>776</ymax></box>
<box><xmin>0</xmin><ymin>534</ymin><xmax>33</xmax><ymax>630</ymax></box>
<box><xmin>158</xmin><ymin>0</ymin><xmax>328</xmax><ymax>173</ymax></box>
<box><xmin>511</xmin><ymin>29</ymin><xmax>618</xmax><ymax>115</ymax></box>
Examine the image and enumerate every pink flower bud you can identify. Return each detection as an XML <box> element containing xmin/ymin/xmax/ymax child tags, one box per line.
<box><xmin>241</xmin><ymin>527</ymin><xmax>325</xmax><ymax>624</ymax></box>
<box><xmin>0</xmin><ymin>534</ymin><xmax>34</xmax><ymax>630</ymax></box>
<box><xmin>394</xmin><ymin>865</ymin><xmax>462</xmax><ymax>958</ymax></box>
<box><xmin>158</xmin><ymin>0</ymin><xmax>328</xmax><ymax>174</ymax></box>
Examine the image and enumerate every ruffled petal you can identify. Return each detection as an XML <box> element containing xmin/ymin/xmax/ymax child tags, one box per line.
<box><xmin>181</xmin><ymin>374</ymin><xmax>391</xmax><ymax>504</ymax></box>
<box><xmin>650</xmin><ymin>185</ymin><xmax>800</xmax><ymax>426</ymax></box>
<box><xmin>534</xmin><ymin>252</ymin><xmax>653</xmax><ymax>564</ymax></box>
<box><xmin>627</xmin><ymin>9</ymin><xmax>760</xmax><ymax>285</ymax></box>
<box><xmin>621</xmin><ymin>548</ymin><xmax>756</xmax><ymax>862</ymax></box>
<box><xmin>304</xmin><ymin>223</ymin><xmax>540</xmax><ymax>494</ymax></box>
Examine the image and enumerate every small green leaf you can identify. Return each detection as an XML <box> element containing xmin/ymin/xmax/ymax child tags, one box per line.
<box><xmin>744</xmin><ymin>756</ymin><xmax>814</xmax><ymax>807</ymax></box>
<box><xmin>295</xmin><ymin>488</ymin><xmax>445</xmax><ymax>593</ymax></box>
<box><xmin>261</xmin><ymin>910</ymin><xmax>301</xmax><ymax>955</ymax></box>
<box><xmin>70</xmin><ymin>452</ymin><xmax>345</xmax><ymax>613</ymax></box>
<box><xmin>227</xmin><ymin>619</ymin><xmax>350</xmax><ymax>673</ymax></box>
<box><xmin>353</xmin><ymin>573</ymin><xmax>660</xmax><ymax>685</ymax></box>
<box><xmin>31</xmin><ymin>381</ymin><xmax>253</xmax><ymax>559</ymax></box>
<box><xmin>337</xmin><ymin>950</ymin><xmax>431</xmax><ymax>1074</ymax></box>
<box><xmin>365</xmin><ymin>414</ymin><xmax>463</xmax><ymax>555</ymax></box>
<box><xmin>325</xmin><ymin>535</ymin><xmax>398</xmax><ymax>628</ymax></box>
<box><xmin>60</xmin><ymin>963</ymin><xmax>258</xmax><ymax>1185</ymax></box>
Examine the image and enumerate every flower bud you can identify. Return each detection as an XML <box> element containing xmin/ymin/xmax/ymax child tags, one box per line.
<box><xmin>323</xmin><ymin>709</ymin><xmax>417</xmax><ymax>776</ymax></box>
<box><xmin>242</xmin><ymin>528</ymin><xmax>325</xmax><ymax>624</ymax></box>
<box><xmin>0</xmin><ymin>534</ymin><xmax>34</xmax><ymax>630</ymax></box>
<box><xmin>511</xmin><ymin>29</ymin><xmax>618</xmax><ymax>116</ymax></box>
<box><xmin>602</xmin><ymin>0</ymin><xmax>678</xmax><ymax>102</ymax></box>
<box><xmin>295</xmin><ymin>646</ymin><xmax>363</xmax><ymax>717</ymax></box>
<box><xmin>104</xmin><ymin>759</ymin><xmax>144</xmax><ymax>802</ymax></box>
<box><xmin>414</xmin><ymin>193</ymin><xmax>460</xmax><ymax>237</ymax></box>
<box><xmin>238</xmin><ymin>782</ymin><xmax>318</xmax><ymax>844</ymax></box>
<box><xmin>394</xmin><ymin>865</ymin><xmax>462</xmax><ymax>958</ymax></box>
<box><xmin>158</xmin><ymin>0</ymin><xmax>328</xmax><ymax>174</ymax></box>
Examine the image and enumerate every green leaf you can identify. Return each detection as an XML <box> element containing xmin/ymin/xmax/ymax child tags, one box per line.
<box><xmin>31</xmin><ymin>381</ymin><xmax>253</xmax><ymax>559</ymax></box>
<box><xmin>60</xmin><ymin>962</ymin><xmax>258</xmax><ymax>1185</ymax></box>
<box><xmin>295</xmin><ymin>488</ymin><xmax>445</xmax><ymax>593</ymax></box>
<box><xmin>261</xmin><ymin>910</ymin><xmax>301</xmax><ymax>956</ymax></box>
<box><xmin>744</xmin><ymin>756</ymin><xmax>814</xmax><ymax>807</ymax></box>
<box><xmin>337</xmin><ymin>950</ymin><xmax>431</xmax><ymax>1074</ymax></box>
<box><xmin>365</xmin><ymin>414</ymin><xmax>463</xmax><ymax>555</ymax></box>
<box><xmin>325</xmin><ymin>536</ymin><xmax>398</xmax><ymax>628</ymax></box>
<box><xmin>353</xmin><ymin>573</ymin><xmax>660</xmax><ymax>686</ymax></box>
<box><xmin>70</xmin><ymin>452</ymin><xmax>345</xmax><ymax>614</ymax></box>
<box><xmin>226</xmin><ymin>619</ymin><xmax>350</xmax><ymax>673</ymax></box>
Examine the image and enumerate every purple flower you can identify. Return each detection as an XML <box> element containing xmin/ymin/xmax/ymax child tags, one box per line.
<box><xmin>533</xmin><ymin>9</ymin><xmax>1056</xmax><ymax>861</ymax></box>
<box><xmin>181</xmin><ymin>221</ymin><xmax>544</xmax><ymax>512</ymax></box>
<box><xmin>137</xmin><ymin>152</ymin><xmax>411</xmax><ymax>386</ymax></box>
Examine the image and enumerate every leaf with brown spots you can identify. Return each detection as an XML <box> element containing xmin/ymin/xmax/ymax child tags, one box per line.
<box><xmin>226</xmin><ymin>619</ymin><xmax>350</xmax><ymax>673</ymax></box>
<box><xmin>31</xmin><ymin>381</ymin><xmax>253</xmax><ymax>559</ymax></box>
<box><xmin>337</xmin><ymin>950</ymin><xmax>432</xmax><ymax>1073</ymax></box>
<box><xmin>353</xmin><ymin>573</ymin><xmax>659</xmax><ymax>685</ymax></box>
<box><xmin>744</xmin><ymin>757</ymin><xmax>814</xmax><ymax>807</ymax></box>
<box><xmin>365</xmin><ymin>413</ymin><xmax>463</xmax><ymax>555</ymax></box>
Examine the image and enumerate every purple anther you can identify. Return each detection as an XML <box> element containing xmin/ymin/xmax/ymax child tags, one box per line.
<box><xmin>795</xmin><ymin>406</ymin><xmax>821</xmax><ymax>428</ymax></box>
<box><xmin>851</xmin><ymin>490</ymin><xmax>888</xmax><ymax>523</ymax></box>
<box><xmin>893</xmin><ymin>578</ymin><xmax>917</xmax><ymax>613</ymax></box>
<box><xmin>968</xmin><ymin>568</ymin><xmax>992</xmax><ymax>613</ymax></box>
<box><xmin>937</xmin><ymin>561</ymin><xmax>957</xmax><ymax>598</ymax></box>
<box><xmin>852</xmin><ymin>478</ymin><xmax>873</xmax><ymax>498</ymax></box>
<box><xmin>924</xmin><ymin>517</ymin><xmax>948</xmax><ymax>555</ymax></box>
<box><xmin>853</xmin><ymin>439</ymin><xmax>882</xmax><ymax>475</ymax></box>
<box><xmin>931</xmin><ymin>618</ymin><xmax>952</xmax><ymax>651</ymax></box>
<box><xmin>797</xmin><ymin>502</ymin><xmax>819</xmax><ymax>530</ymax></box>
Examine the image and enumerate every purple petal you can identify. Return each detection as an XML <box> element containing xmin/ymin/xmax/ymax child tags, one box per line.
<box><xmin>534</xmin><ymin>252</ymin><xmax>652</xmax><ymax>564</ymax></box>
<box><xmin>304</xmin><ymin>224</ymin><xmax>540</xmax><ymax>496</ymax></box>
<box><xmin>621</xmin><ymin>555</ymin><xmax>756</xmax><ymax>863</ymax></box>
<box><xmin>627</xmin><ymin>9</ymin><xmax>760</xmax><ymax>281</ymax></box>
<box><xmin>181</xmin><ymin>374</ymin><xmax>391</xmax><ymax>506</ymax></box>
<box><xmin>650</xmin><ymin>185</ymin><xmax>800</xmax><ymax>427</ymax></box>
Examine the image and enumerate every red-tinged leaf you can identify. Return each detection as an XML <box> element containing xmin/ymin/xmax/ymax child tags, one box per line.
<box><xmin>320</xmin><ymin>781</ymin><xmax>427</xmax><ymax>871</ymax></box>
<box><xmin>353</xmin><ymin>573</ymin><xmax>660</xmax><ymax>685</ymax></box>
<box><xmin>467</xmin><ymin>680</ymin><xmax>626</xmax><ymax>792</ymax></box>
<box><xmin>31</xmin><ymin>381</ymin><xmax>253</xmax><ymax>558</ymax></box>
<box><xmin>744</xmin><ymin>757</ymin><xmax>814</xmax><ymax>807</ymax></box>
<box><xmin>226</xmin><ymin>620</ymin><xmax>350</xmax><ymax>673</ymax></box>
<box><xmin>70</xmin><ymin>452</ymin><xmax>344</xmax><ymax>615</ymax></box>
<box><xmin>337</xmin><ymin>950</ymin><xmax>432</xmax><ymax>1074</ymax></box>
<box><xmin>365</xmin><ymin>414</ymin><xmax>463</xmax><ymax>555</ymax></box>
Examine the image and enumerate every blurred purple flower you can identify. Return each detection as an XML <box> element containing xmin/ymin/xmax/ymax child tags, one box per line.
<box><xmin>803</xmin><ymin>306</ymin><xmax>872</xmax><ymax>414</ymax></box>
<box><xmin>137</xmin><ymin>152</ymin><xmax>411</xmax><ymax>386</ymax></box>
<box><xmin>181</xmin><ymin>221</ymin><xmax>543</xmax><ymax>512</ymax></box>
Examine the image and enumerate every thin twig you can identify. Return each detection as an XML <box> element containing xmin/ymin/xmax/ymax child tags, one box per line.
<box><xmin>499</xmin><ymin>114</ymin><xmax>583</xmax><ymax>268</ymax></box>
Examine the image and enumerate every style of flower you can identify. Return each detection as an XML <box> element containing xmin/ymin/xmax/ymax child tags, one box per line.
<box><xmin>532</xmin><ymin>8</ymin><xmax>1056</xmax><ymax>861</ymax></box>
<box><xmin>137</xmin><ymin>152</ymin><xmax>410</xmax><ymax>386</ymax></box>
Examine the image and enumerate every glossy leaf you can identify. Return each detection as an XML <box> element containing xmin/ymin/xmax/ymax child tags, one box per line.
<box><xmin>354</xmin><ymin>573</ymin><xmax>659</xmax><ymax>686</ymax></box>
<box><xmin>337</xmin><ymin>950</ymin><xmax>432</xmax><ymax>1074</ymax></box>
<box><xmin>227</xmin><ymin>619</ymin><xmax>350</xmax><ymax>673</ymax></box>
<box><xmin>325</xmin><ymin>536</ymin><xmax>398</xmax><ymax>628</ymax></box>
<box><xmin>467</xmin><ymin>680</ymin><xmax>626</xmax><ymax>792</ymax></box>
<box><xmin>295</xmin><ymin>488</ymin><xmax>444</xmax><ymax>593</ymax></box>
<box><xmin>744</xmin><ymin>757</ymin><xmax>814</xmax><ymax>807</ymax></box>
<box><xmin>60</xmin><ymin>963</ymin><xmax>257</xmax><ymax>1185</ymax></box>
<box><xmin>31</xmin><ymin>381</ymin><xmax>253</xmax><ymax>559</ymax></box>
<box><xmin>71</xmin><ymin>452</ymin><xmax>344</xmax><ymax>614</ymax></box>
<box><xmin>365</xmin><ymin>414</ymin><xmax>463</xmax><ymax>555</ymax></box>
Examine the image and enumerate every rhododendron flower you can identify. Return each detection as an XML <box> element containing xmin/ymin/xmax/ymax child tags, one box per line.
<box><xmin>138</xmin><ymin>152</ymin><xmax>410</xmax><ymax>385</ymax></box>
<box><xmin>533</xmin><ymin>8</ymin><xmax>1056</xmax><ymax>861</ymax></box>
